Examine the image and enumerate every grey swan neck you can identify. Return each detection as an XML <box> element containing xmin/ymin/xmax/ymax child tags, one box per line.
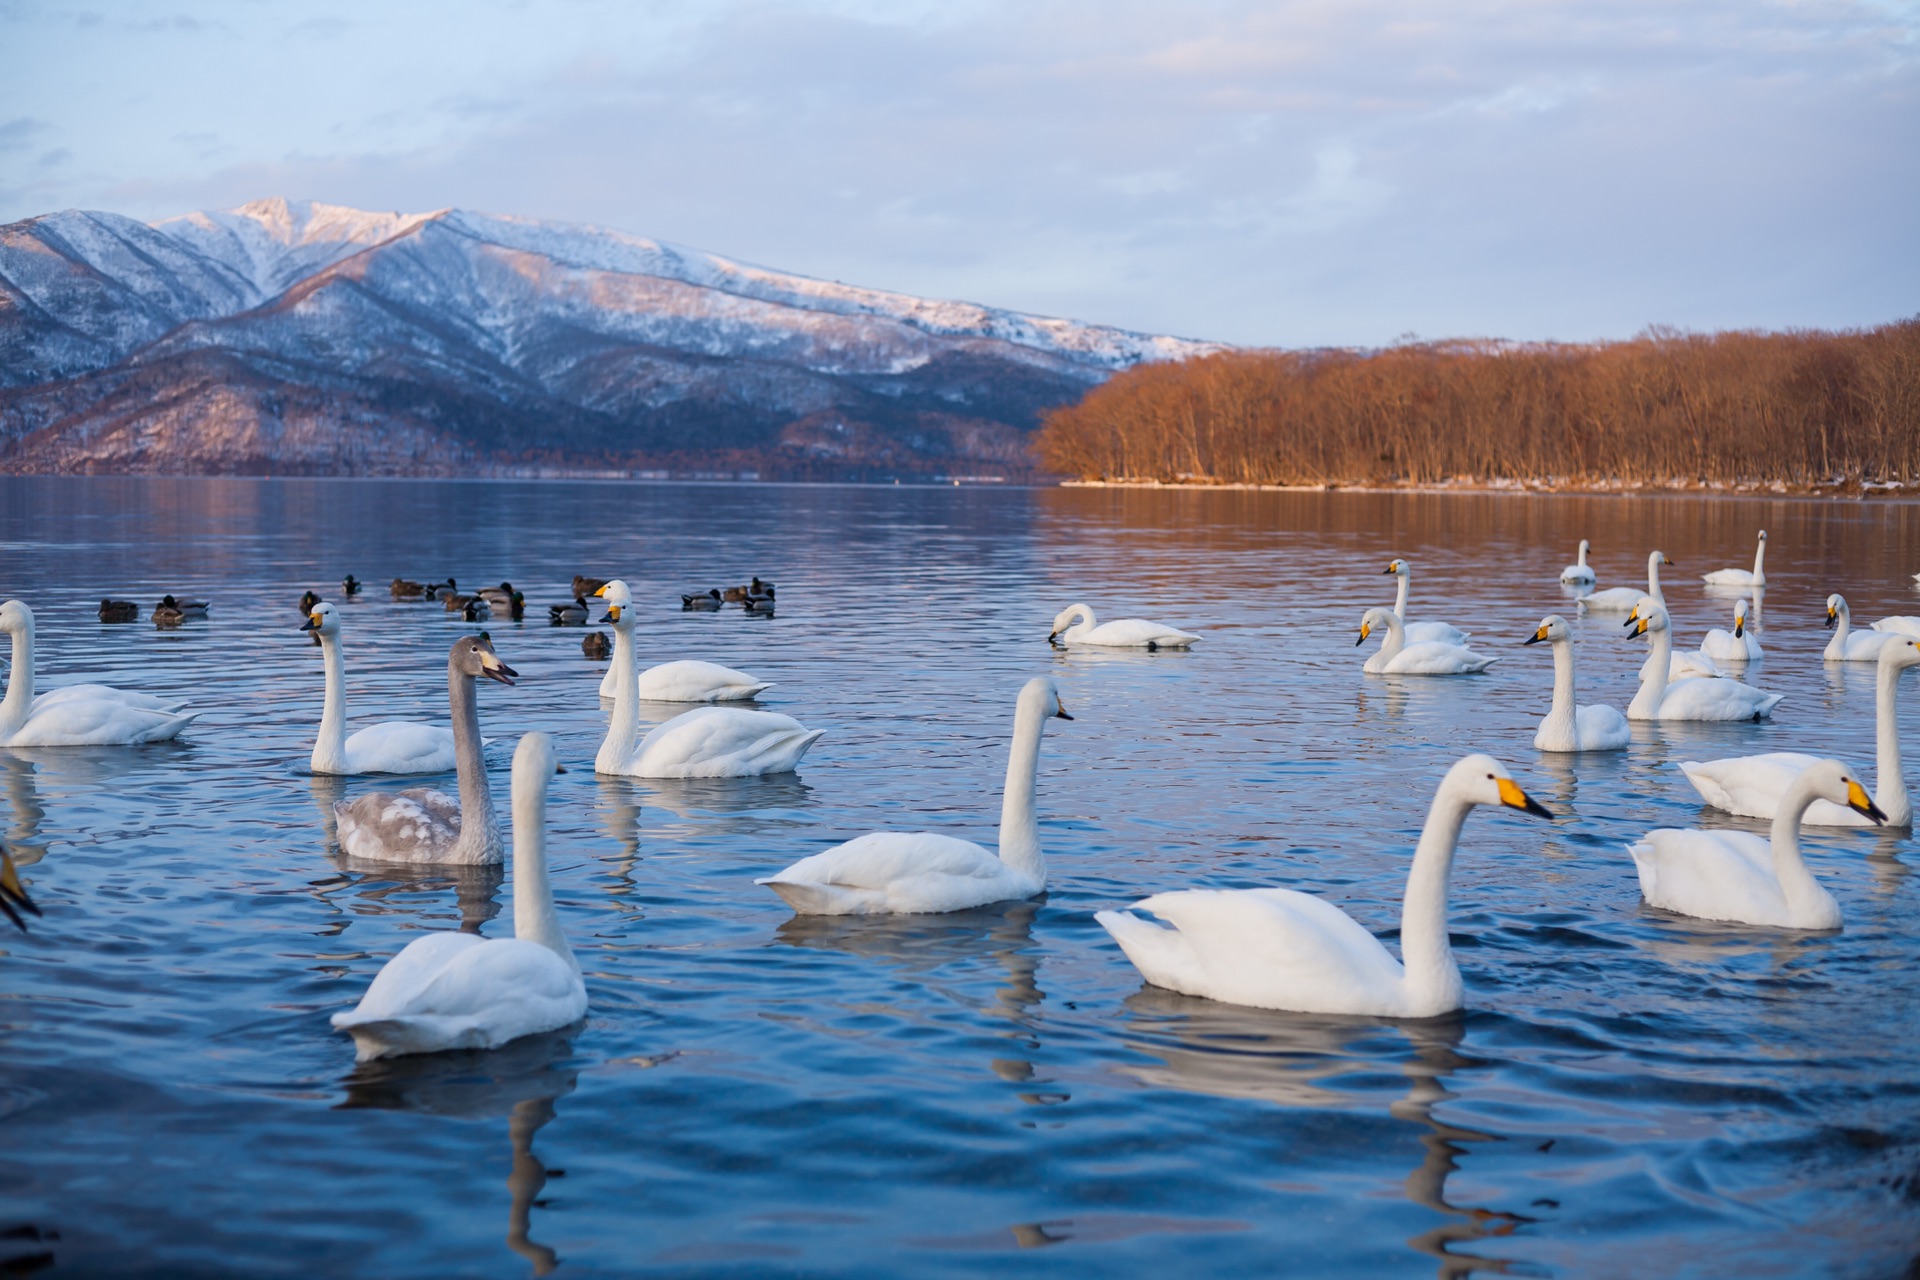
<box><xmin>596</xmin><ymin>621</ymin><xmax>640</xmax><ymax>774</ymax></box>
<box><xmin>511</xmin><ymin>762</ymin><xmax>574</xmax><ymax>969</ymax></box>
<box><xmin>1873</xmin><ymin>658</ymin><xmax>1912</xmax><ymax>826</ymax></box>
<box><xmin>1399</xmin><ymin>786</ymin><xmax>1469</xmax><ymax>1013</ymax></box>
<box><xmin>312</xmin><ymin>631</ymin><xmax>350</xmax><ymax>772</ymax></box>
<box><xmin>447</xmin><ymin>657</ymin><xmax>499</xmax><ymax>863</ymax></box>
<box><xmin>996</xmin><ymin>697</ymin><xmax>1051</xmax><ymax>886</ymax></box>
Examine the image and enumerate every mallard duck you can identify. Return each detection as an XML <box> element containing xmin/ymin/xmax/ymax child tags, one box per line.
<box><xmin>682</xmin><ymin>589</ymin><xmax>722</xmax><ymax>611</ymax></box>
<box><xmin>159</xmin><ymin>594</ymin><xmax>209</xmax><ymax>618</ymax></box>
<box><xmin>462</xmin><ymin>598</ymin><xmax>492</xmax><ymax>622</ymax></box>
<box><xmin>743</xmin><ymin>594</ymin><xmax>776</xmax><ymax>616</ymax></box>
<box><xmin>426</xmin><ymin>578</ymin><xmax>458</xmax><ymax>602</ymax></box>
<box><xmin>98</xmin><ymin>599</ymin><xmax>139</xmax><ymax>623</ymax></box>
<box><xmin>548</xmin><ymin>597</ymin><xmax>588</xmax><ymax>626</ymax></box>
<box><xmin>152</xmin><ymin>598</ymin><xmax>187</xmax><ymax>627</ymax></box>
<box><xmin>582</xmin><ymin>631</ymin><xmax>612</xmax><ymax>660</ymax></box>
<box><xmin>390</xmin><ymin>578</ymin><xmax>427</xmax><ymax>600</ymax></box>
<box><xmin>343</xmin><ymin>574</ymin><xmax>362</xmax><ymax>597</ymax></box>
<box><xmin>479</xmin><ymin>581</ymin><xmax>515</xmax><ymax>607</ymax></box>
<box><xmin>1</xmin><ymin>844</ymin><xmax>40</xmax><ymax>932</ymax></box>
<box><xmin>571</xmin><ymin>576</ymin><xmax>608</xmax><ymax>598</ymax></box>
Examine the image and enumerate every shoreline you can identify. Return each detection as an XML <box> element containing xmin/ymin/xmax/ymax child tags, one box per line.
<box><xmin>1059</xmin><ymin>476</ymin><xmax>1917</xmax><ymax>501</ymax></box>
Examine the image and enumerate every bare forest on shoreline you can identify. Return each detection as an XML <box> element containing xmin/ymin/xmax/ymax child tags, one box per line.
<box><xmin>1034</xmin><ymin>319</ymin><xmax>1920</xmax><ymax>494</ymax></box>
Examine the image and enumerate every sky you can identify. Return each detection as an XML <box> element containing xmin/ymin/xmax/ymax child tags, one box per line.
<box><xmin>2</xmin><ymin>0</ymin><xmax>1915</xmax><ymax>347</ymax></box>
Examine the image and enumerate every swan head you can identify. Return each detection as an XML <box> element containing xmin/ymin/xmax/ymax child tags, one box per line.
<box><xmin>1383</xmin><ymin>558</ymin><xmax>1409</xmax><ymax>578</ymax></box>
<box><xmin>513</xmin><ymin>730</ymin><xmax>560</xmax><ymax>787</ymax></box>
<box><xmin>1649</xmin><ymin>550</ymin><xmax>1673</xmax><ymax>568</ymax></box>
<box><xmin>594</xmin><ymin>579</ymin><xmax>635</xmax><ymax>625</ymax></box>
<box><xmin>453</xmin><ymin>634</ymin><xmax>518</xmax><ymax>686</ymax></box>
<box><xmin>1443</xmin><ymin>754</ymin><xmax>1554</xmax><ymax>819</ymax></box>
<box><xmin>1524</xmin><ymin>615</ymin><xmax>1571</xmax><ymax>645</ymax></box>
<box><xmin>1801</xmin><ymin>758</ymin><xmax>1885</xmax><ymax>824</ymax></box>
<box><xmin>0</xmin><ymin>600</ymin><xmax>32</xmax><ymax>636</ymax></box>
<box><xmin>1824</xmin><ymin>593</ymin><xmax>1846</xmax><ymax>629</ymax></box>
<box><xmin>1356</xmin><ymin>607</ymin><xmax>1399</xmax><ymax>646</ymax></box>
<box><xmin>1626</xmin><ymin>603</ymin><xmax>1671</xmax><ymax>636</ymax></box>
<box><xmin>1048</xmin><ymin>604</ymin><xmax>1092</xmax><ymax>641</ymax></box>
<box><xmin>1578</xmin><ymin>539</ymin><xmax>1590</xmax><ymax>555</ymax></box>
<box><xmin>1018</xmin><ymin>675</ymin><xmax>1074</xmax><ymax>721</ymax></box>
<box><xmin>1757</xmin><ymin>529</ymin><xmax>1768</xmax><ymax>542</ymax></box>
<box><xmin>1884</xmin><ymin>637</ymin><xmax>1920</xmax><ymax>672</ymax></box>
<box><xmin>1733</xmin><ymin>597</ymin><xmax>1748</xmax><ymax>635</ymax></box>
<box><xmin>300</xmin><ymin>601</ymin><xmax>341</xmax><ymax>636</ymax></box>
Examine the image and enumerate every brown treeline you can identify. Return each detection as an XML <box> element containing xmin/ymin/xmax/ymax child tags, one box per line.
<box><xmin>1034</xmin><ymin>319</ymin><xmax>1920</xmax><ymax>489</ymax></box>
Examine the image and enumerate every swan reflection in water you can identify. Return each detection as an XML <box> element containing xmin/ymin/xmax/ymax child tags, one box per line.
<box><xmin>0</xmin><ymin>750</ymin><xmax>49</xmax><ymax>868</ymax></box>
<box><xmin>1117</xmin><ymin>993</ymin><xmax>1531</xmax><ymax>1278</ymax></box>
<box><xmin>309</xmin><ymin>773</ymin><xmax>504</xmax><ymax>937</ymax></box>
<box><xmin>337</xmin><ymin>1029</ymin><xmax>581</xmax><ymax>1276</ymax></box>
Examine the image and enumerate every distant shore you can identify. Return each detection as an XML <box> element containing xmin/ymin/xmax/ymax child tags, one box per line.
<box><xmin>1059</xmin><ymin>476</ymin><xmax>1916</xmax><ymax>500</ymax></box>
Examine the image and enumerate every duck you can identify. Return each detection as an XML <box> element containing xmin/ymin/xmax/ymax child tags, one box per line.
<box><xmin>156</xmin><ymin>594</ymin><xmax>209</xmax><ymax>619</ymax></box>
<box><xmin>426</xmin><ymin>578</ymin><xmax>458</xmax><ymax>602</ymax></box>
<box><xmin>1559</xmin><ymin>539</ymin><xmax>1596</xmax><ymax>586</ymax></box>
<box><xmin>302</xmin><ymin>602</ymin><xmax>460</xmax><ymax>775</ymax></box>
<box><xmin>1702</xmin><ymin>529</ymin><xmax>1767</xmax><ymax>588</ymax></box>
<box><xmin>1679</xmin><ymin>636</ymin><xmax>1920</xmax><ymax>828</ymax></box>
<box><xmin>722</xmin><ymin>577</ymin><xmax>777</xmax><ymax>603</ymax></box>
<box><xmin>331</xmin><ymin>732</ymin><xmax>587</xmax><ymax>1061</ymax></box>
<box><xmin>390</xmin><ymin>578</ymin><xmax>427</xmax><ymax>600</ymax></box>
<box><xmin>97</xmin><ymin>599</ymin><xmax>139</xmax><ymax>623</ymax></box>
<box><xmin>1700</xmin><ymin>598</ymin><xmax>1762</xmax><ymax>663</ymax></box>
<box><xmin>1623</xmin><ymin>604</ymin><xmax>1783</xmax><ymax>721</ymax></box>
<box><xmin>548</xmin><ymin>597</ymin><xmax>588</xmax><ymax>626</ymax></box>
<box><xmin>593</xmin><ymin>581</ymin><xmax>771</xmax><ymax>702</ymax></box>
<box><xmin>1048</xmin><ymin>603</ymin><xmax>1199</xmax><ymax>649</ymax></box>
<box><xmin>1628</xmin><ymin>758</ymin><xmax>1882</xmax><ymax>929</ymax></box>
<box><xmin>462</xmin><ymin>598</ymin><xmax>493</xmax><ymax>623</ymax></box>
<box><xmin>1357</xmin><ymin>608</ymin><xmax>1494</xmax><ymax>675</ymax></box>
<box><xmin>343</xmin><ymin>574</ymin><xmax>362</xmax><ymax>597</ymax></box>
<box><xmin>0</xmin><ymin>600</ymin><xmax>197</xmax><ymax>745</ymax></box>
<box><xmin>1381</xmin><ymin>559</ymin><xmax>1470</xmax><ymax>644</ymax></box>
<box><xmin>742</xmin><ymin>594</ymin><xmax>777</xmax><ymax>617</ymax></box>
<box><xmin>1096</xmin><ymin>755</ymin><xmax>1553</xmax><ymax>1016</ymax></box>
<box><xmin>757</xmin><ymin>677</ymin><xmax>1071</xmax><ymax>914</ymax></box>
<box><xmin>571</xmin><ymin>576</ymin><xmax>608</xmax><ymax>599</ymax></box>
<box><xmin>301</xmin><ymin>590</ymin><xmax>324</xmax><ymax>614</ymax></box>
<box><xmin>1522</xmin><ymin>615</ymin><xmax>1630</xmax><ymax>751</ymax></box>
<box><xmin>595</xmin><ymin>592</ymin><xmax>811</xmax><ymax>778</ymax></box>
<box><xmin>152</xmin><ymin>598</ymin><xmax>187</xmax><ymax>628</ymax></box>
<box><xmin>1</xmin><ymin>844</ymin><xmax>41</xmax><ymax>932</ymax></box>
<box><xmin>333</xmin><ymin>635</ymin><xmax>515</xmax><ymax>864</ymax></box>
<box><xmin>582</xmin><ymin>632</ymin><xmax>612</xmax><ymax>661</ymax></box>
<box><xmin>1824</xmin><ymin>594</ymin><xmax>1897</xmax><ymax>662</ymax></box>
<box><xmin>479</xmin><ymin>582</ymin><xmax>518</xmax><ymax>610</ymax></box>
<box><xmin>682</xmin><ymin>589</ymin><xmax>723</xmax><ymax>611</ymax></box>
<box><xmin>1579</xmin><ymin>551</ymin><xmax>1671</xmax><ymax>613</ymax></box>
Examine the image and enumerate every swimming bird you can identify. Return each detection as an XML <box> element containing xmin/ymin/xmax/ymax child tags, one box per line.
<box><xmin>479</xmin><ymin>582</ymin><xmax>518</xmax><ymax>610</ymax></box>
<box><xmin>1627</xmin><ymin>596</ymin><xmax>1721</xmax><ymax>683</ymax></box>
<box><xmin>1702</xmin><ymin>530</ymin><xmax>1767</xmax><ymax>588</ymax></box>
<box><xmin>343</xmin><ymin>575</ymin><xmax>362</xmax><ymax>597</ymax></box>
<box><xmin>548</xmin><ymin>597</ymin><xmax>588</xmax><ymax>626</ymax></box>
<box><xmin>1559</xmin><ymin>540</ymin><xmax>1596</xmax><ymax>586</ymax></box>
<box><xmin>303</xmin><ymin>602</ymin><xmax>460</xmax><ymax>775</ymax></box>
<box><xmin>1629</xmin><ymin>758</ymin><xmax>1882</xmax><ymax>929</ymax></box>
<box><xmin>1357</xmin><ymin>608</ymin><xmax>1494</xmax><ymax>675</ymax></box>
<box><xmin>1</xmin><ymin>844</ymin><xmax>40</xmax><ymax>932</ymax></box>
<box><xmin>1382</xmin><ymin>559</ymin><xmax>1471</xmax><ymax>644</ymax></box>
<box><xmin>582</xmin><ymin>632</ymin><xmax>611</xmax><ymax>661</ymax></box>
<box><xmin>0</xmin><ymin>600</ymin><xmax>197</xmax><ymax>746</ymax></box>
<box><xmin>742</xmin><ymin>594</ymin><xmax>776</xmax><ymax>617</ymax></box>
<box><xmin>594</xmin><ymin>581</ymin><xmax>771</xmax><ymax>702</ymax></box>
<box><xmin>151</xmin><ymin>598</ymin><xmax>187</xmax><ymax>628</ymax></box>
<box><xmin>331</xmin><ymin>732</ymin><xmax>587</xmax><ymax>1061</ymax></box>
<box><xmin>571</xmin><ymin>576</ymin><xmax>608</xmax><ymax>599</ymax></box>
<box><xmin>390</xmin><ymin>578</ymin><xmax>427</xmax><ymax>600</ymax></box>
<box><xmin>1700</xmin><ymin>598</ymin><xmax>1762</xmax><ymax>663</ymax></box>
<box><xmin>757</xmin><ymin>677</ymin><xmax>1071</xmax><ymax>914</ymax></box>
<box><xmin>333</xmin><ymin>635</ymin><xmax>515</xmax><ymax>864</ymax></box>
<box><xmin>1823</xmin><ymin>594</ymin><xmax>1897</xmax><ymax>662</ymax></box>
<box><xmin>301</xmin><ymin>590</ymin><xmax>323</xmax><ymax>613</ymax></box>
<box><xmin>1096</xmin><ymin>755</ymin><xmax>1552</xmax><ymax>1016</ymax></box>
<box><xmin>462</xmin><ymin>598</ymin><xmax>493</xmax><ymax>623</ymax></box>
<box><xmin>1872</xmin><ymin>614</ymin><xmax>1920</xmax><ymax>638</ymax></box>
<box><xmin>156</xmin><ymin>594</ymin><xmax>209</xmax><ymax>619</ymax></box>
<box><xmin>1579</xmin><ymin>551</ymin><xmax>1671</xmax><ymax>613</ymax></box>
<box><xmin>1523</xmin><ymin>615</ymin><xmax>1629</xmax><ymax>751</ymax></box>
<box><xmin>97</xmin><ymin>599</ymin><xmax>138</xmax><ymax>623</ymax></box>
<box><xmin>1048</xmin><ymin>603</ymin><xmax>1199</xmax><ymax>649</ymax></box>
<box><xmin>426</xmin><ymin>578</ymin><xmax>458</xmax><ymax>602</ymax></box>
<box><xmin>1679</xmin><ymin>636</ymin><xmax>1920</xmax><ymax>828</ymax></box>
<box><xmin>1623</xmin><ymin>605</ymin><xmax>1782</xmax><ymax>721</ymax></box>
<box><xmin>682</xmin><ymin>589</ymin><xmax>722</xmax><ymax>611</ymax></box>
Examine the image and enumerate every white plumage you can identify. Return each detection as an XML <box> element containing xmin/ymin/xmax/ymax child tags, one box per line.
<box><xmin>1523</xmin><ymin>615</ymin><xmax>1629</xmax><ymax>751</ymax></box>
<box><xmin>1701</xmin><ymin>529</ymin><xmax>1767</xmax><ymax>587</ymax></box>
<box><xmin>0</xmin><ymin>600</ymin><xmax>197</xmax><ymax>746</ymax></box>
<box><xmin>1823</xmin><ymin>594</ymin><xmax>1898</xmax><ymax>662</ymax></box>
<box><xmin>1381</xmin><ymin>559</ymin><xmax>1471</xmax><ymax>644</ymax></box>
<box><xmin>1625</xmin><ymin>604</ymin><xmax>1782</xmax><ymax>721</ymax></box>
<box><xmin>1048</xmin><ymin>603</ymin><xmax>1198</xmax><ymax>649</ymax></box>
<box><xmin>304</xmin><ymin>602</ymin><xmax>458</xmax><ymax>774</ymax></box>
<box><xmin>1357</xmin><ymin>608</ymin><xmax>1494</xmax><ymax>675</ymax></box>
<box><xmin>1579</xmin><ymin>550</ymin><xmax>1671</xmax><ymax>613</ymax></box>
<box><xmin>593</xmin><ymin>581</ymin><xmax>771</xmax><ymax>701</ymax></box>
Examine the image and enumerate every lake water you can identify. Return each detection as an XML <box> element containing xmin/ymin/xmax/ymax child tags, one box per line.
<box><xmin>1</xmin><ymin>477</ymin><xmax>1916</xmax><ymax>1278</ymax></box>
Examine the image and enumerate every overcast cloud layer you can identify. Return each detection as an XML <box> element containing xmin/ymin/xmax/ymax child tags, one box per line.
<box><xmin>3</xmin><ymin>0</ymin><xmax>1915</xmax><ymax>346</ymax></box>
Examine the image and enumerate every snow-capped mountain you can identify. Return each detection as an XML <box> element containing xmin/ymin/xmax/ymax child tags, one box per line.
<box><xmin>0</xmin><ymin>198</ymin><xmax>1218</xmax><ymax>476</ymax></box>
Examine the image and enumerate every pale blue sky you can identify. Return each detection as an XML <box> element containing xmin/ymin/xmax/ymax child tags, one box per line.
<box><xmin>3</xmin><ymin>0</ymin><xmax>1915</xmax><ymax>346</ymax></box>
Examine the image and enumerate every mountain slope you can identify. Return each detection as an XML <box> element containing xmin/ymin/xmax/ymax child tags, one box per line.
<box><xmin>0</xmin><ymin>198</ymin><xmax>1218</xmax><ymax>477</ymax></box>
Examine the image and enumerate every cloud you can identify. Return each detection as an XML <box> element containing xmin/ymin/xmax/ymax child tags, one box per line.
<box><xmin>0</xmin><ymin>116</ymin><xmax>50</xmax><ymax>152</ymax></box>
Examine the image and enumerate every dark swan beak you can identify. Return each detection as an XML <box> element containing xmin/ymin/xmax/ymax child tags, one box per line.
<box><xmin>1497</xmin><ymin>778</ymin><xmax>1555</xmax><ymax>820</ymax></box>
<box><xmin>1523</xmin><ymin>630</ymin><xmax>1547</xmax><ymax>645</ymax></box>
<box><xmin>1846</xmin><ymin>780</ymin><xmax>1888</xmax><ymax>824</ymax></box>
<box><xmin>1053</xmin><ymin>698</ymin><xmax>1074</xmax><ymax>720</ymax></box>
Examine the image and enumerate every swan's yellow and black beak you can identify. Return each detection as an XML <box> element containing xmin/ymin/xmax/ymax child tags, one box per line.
<box><xmin>0</xmin><ymin>847</ymin><xmax>40</xmax><ymax>932</ymax></box>
<box><xmin>1381</xmin><ymin>561</ymin><xmax>1400</xmax><ymax>575</ymax></box>
<box><xmin>601</xmin><ymin>605</ymin><xmax>621</xmax><ymax>624</ymax></box>
<box><xmin>1356</xmin><ymin>619</ymin><xmax>1372</xmax><ymax>646</ymax></box>
<box><xmin>1497</xmin><ymin>778</ymin><xmax>1554</xmax><ymax>819</ymax></box>
<box><xmin>1824</xmin><ymin>604</ymin><xmax>1838</xmax><ymax>630</ymax></box>
<box><xmin>1622</xmin><ymin>608</ymin><xmax>1639</xmax><ymax>628</ymax></box>
<box><xmin>1734</xmin><ymin>617</ymin><xmax>1745</xmax><ymax>638</ymax></box>
<box><xmin>1629</xmin><ymin>615</ymin><xmax>1651</xmax><ymax>636</ymax></box>
<box><xmin>1524</xmin><ymin>623</ymin><xmax>1550</xmax><ymax>645</ymax></box>
<box><xmin>300</xmin><ymin>611</ymin><xmax>321</xmax><ymax>631</ymax></box>
<box><xmin>1662</xmin><ymin>554</ymin><xmax>1674</xmax><ymax>566</ymax></box>
<box><xmin>1053</xmin><ymin>694</ymin><xmax>1073</xmax><ymax>720</ymax></box>
<box><xmin>1845</xmin><ymin>779</ymin><xmax>1887</xmax><ymax>824</ymax></box>
<box><xmin>593</xmin><ymin>584</ymin><xmax>611</xmax><ymax>597</ymax></box>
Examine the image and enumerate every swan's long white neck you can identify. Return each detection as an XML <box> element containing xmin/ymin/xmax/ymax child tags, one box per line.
<box><xmin>0</xmin><ymin>616</ymin><xmax>34</xmax><ymax>739</ymax></box>
<box><xmin>311</xmin><ymin>630</ymin><xmax>350</xmax><ymax>772</ymax></box>
<box><xmin>1375</xmin><ymin>612</ymin><xmax>1407</xmax><ymax>661</ymax></box>
<box><xmin>1393</xmin><ymin>572</ymin><xmax>1411</xmax><ymax>620</ymax></box>
<box><xmin>1542</xmin><ymin>635</ymin><xmax>1578</xmax><ymax>735</ymax></box>
<box><xmin>1399</xmin><ymin>785</ymin><xmax>1468</xmax><ymax>1013</ymax></box>
<box><xmin>1066</xmin><ymin>606</ymin><xmax>1096</xmax><ymax>640</ymax></box>
<box><xmin>597</xmin><ymin>618</ymin><xmax>641</xmax><ymax>773</ymax></box>
<box><xmin>1830</xmin><ymin>600</ymin><xmax>1852</xmax><ymax>646</ymax></box>
<box><xmin>1752</xmin><ymin>536</ymin><xmax>1767</xmax><ymax>579</ymax></box>
<box><xmin>511</xmin><ymin>764</ymin><xmax>576</xmax><ymax>970</ymax></box>
<box><xmin>1576</xmin><ymin>541</ymin><xmax>1589</xmax><ymax>568</ymax></box>
<box><xmin>996</xmin><ymin>696</ymin><xmax>1053</xmax><ymax>887</ymax></box>
<box><xmin>1628</xmin><ymin>623</ymin><xmax>1672</xmax><ymax>718</ymax></box>
<box><xmin>1767</xmin><ymin>771</ymin><xmax>1836</xmax><ymax>914</ymax></box>
<box><xmin>447</xmin><ymin>657</ymin><xmax>499</xmax><ymax>863</ymax></box>
<box><xmin>1872</xmin><ymin>657</ymin><xmax>1912</xmax><ymax>827</ymax></box>
<box><xmin>1645</xmin><ymin>554</ymin><xmax>1665</xmax><ymax>604</ymax></box>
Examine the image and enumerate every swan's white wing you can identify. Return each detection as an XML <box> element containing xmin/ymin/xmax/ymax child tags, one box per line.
<box><xmin>1577</xmin><ymin>587</ymin><xmax>1645</xmax><ymax>612</ymax></box>
<box><xmin>1701</xmin><ymin>569</ymin><xmax>1758</xmax><ymax>586</ymax></box>
<box><xmin>1627</xmin><ymin>829</ymin><xmax>1793</xmax><ymax>925</ymax></box>
<box><xmin>627</xmin><ymin>707</ymin><xmax>821</xmax><ymax>778</ymax></box>
<box><xmin>637</xmin><ymin>660</ymin><xmax>771</xmax><ymax>702</ymax></box>
<box><xmin>1079</xmin><ymin>619</ymin><xmax>1200</xmax><ymax>648</ymax></box>
<box><xmin>337</xmin><ymin>932</ymin><xmax>486</xmax><ymax>1022</ymax></box>
<box><xmin>37</xmin><ymin>683</ymin><xmax>188</xmax><ymax>714</ymax></box>
<box><xmin>334</xmin><ymin>935</ymin><xmax>585</xmax><ymax>1060</ymax></box>
<box><xmin>1657</xmin><ymin>677</ymin><xmax>1782</xmax><ymax>721</ymax></box>
<box><xmin>758</xmin><ymin>831</ymin><xmax>1027</xmax><ymax>914</ymax></box>
<box><xmin>342</xmin><ymin>721</ymin><xmax>458</xmax><ymax>774</ymax></box>
<box><xmin>1559</xmin><ymin>565</ymin><xmax>1595</xmax><ymax>584</ymax></box>
<box><xmin>7</xmin><ymin>695</ymin><xmax>196</xmax><ymax>746</ymax></box>
<box><xmin>1831</xmin><ymin>630</ymin><xmax>1897</xmax><ymax>661</ymax></box>
<box><xmin>1102</xmin><ymin>888</ymin><xmax>1410</xmax><ymax>1016</ymax></box>
<box><xmin>334</xmin><ymin>787</ymin><xmax>462</xmax><ymax>861</ymax></box>
<box><xmin>1871</xmin><ymin>617</ymin><xmax>1920</xmax><ymax>637</ymax></box>
<box><xmin>1383</xmin><ymin>641</ymin><xmax>1495</xmax><ymax>674</ymax></box>
<box><xmin>1669</xmin><ymin>650</ymin><xmax>1723</xmax><ymax>681</ymax></box>
<box><xmin>1573</xmin><ymin>703</ymin><xmax>1631</xmax><ymax>750</ymax></box>
<box><xmin>1677</xmin><ymin>753</ymin><xmax>1872</xmax><ymax>826</ymax></box>
<box><xmin>1403</xmin><ymin>621</ymin><xmax>1471</xmax><ymax>645</ymax></box>
<box><xmin>1698</xmin><ymin>628</ymin><xmax>1759</xmax><ymax>661</ymax></box>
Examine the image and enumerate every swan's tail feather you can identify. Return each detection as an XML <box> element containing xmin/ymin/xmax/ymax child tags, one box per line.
<box><xmin>1675</xmin><ymin>761</ymin><xmax>1726</xmax><ymax>810</ymax></box>
<box><xmin>1096</xmin><ymin>909</ymin><xmax>1203</xmax><ymax>994</ymax></box>
<box><xmin>757</xmin><ymin>877</ymin><xmax>857</xmax><ymax>915</ymax></box>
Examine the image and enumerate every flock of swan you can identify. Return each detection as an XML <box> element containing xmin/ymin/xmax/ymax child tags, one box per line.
<box><xmin>1</xmin><ymin>523</ymin><xmax>1914</xmax><ymax>1064</ymax></box>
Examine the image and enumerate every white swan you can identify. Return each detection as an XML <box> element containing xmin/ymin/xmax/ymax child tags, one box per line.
<box><xmin>1700</xmin><ymin>598</ymin><xmax>1762</xmax><ymax>663</ymax></box>
<box><xmin>1096</xmin><ymin>755</ymin><xmax>1553</xmax><ymax>1016</ymax></box>
<box><xmin>1382</xmin><ymin>560</ymin><xmax>1470</xmax><ymax>644</ymax></box>
<box><xmin>595</xmin><ymin>598</ymin><xmax>819</xmax><ymax>778</ymax></box>
<box><xmin>1559</xmin><ymin>539</ymin><xmax>1596</xmax><ymax>585</ymax></box>
<box><xmin>332</xmin><ymin>732</ymin><xmax>588</xmax><ymax>1061</ymax></box>
<box><xmin>1872</xmin><ymin>614</ymin><xmax>1920</xmax><ymax>638</ymax></box>
<box><xmin>1824</xmin><ymin>594</ymin><xmax>1897</xmax><ymax>662</ymax></box>
<box><xmin>592</xmin><ymin>582</ymin><xmax>770</xmax><ymax>701</ymax></box>
<box><xmin>334</xmin><ymin>636</ymin><xmax>514</xmax><ymax>864</ymax></box>
<box><xmin>1679</xmin><ymin>635</ymin><xmax>1920</xmax><ymax>828</ymax></box>
<box><xmin>1579</xmin><ymin>551</ymin><xmax>1670</xmax><ymax>613</ymax></box>
<box><xmin>1628</xmin><ymin>758</ymin><xmax>1883</xmax><ymax>929</ymax></box>
<box><xmin>757</xmin><ymin>677</ymin><xmax>1071</xmax><ymax>914</ymax></box>
<box><xmin>1624</xmin><ymin>604</ymin><xmax>1783</xmax><ymax>721</ymax></box>
<box><xmin>1357</xmin><ymin>608</ymin><xmax>1495</xmax><ymax>675</ymax></box>
<box><xmin>1626</xmin><ymin>595</ymin><xmax>1721</xmax><ymax>683</ymax></box>
<box><xmin>0</xmin><ymin>599</ymin><xmax>197</xmax><ymax>746</ymax></box>
<box><xmin>1702</xmin><ymin>529</ymin><xmax>1767</xmax><ymax>587</ymax></box>
<box><xmin>303</xmin><ymin>602</ymin><xmax>459</xmax><ymax>774</ymax></box>
<box><xmin>1523</xmin><ymin>616</ymin><xmax>1629</xmax><ymax>751</ymax></box>
<box><xmin>1048</xmin><ymin>604</ymin><xmax>1198</xmax><ymax>649</ymax></box>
